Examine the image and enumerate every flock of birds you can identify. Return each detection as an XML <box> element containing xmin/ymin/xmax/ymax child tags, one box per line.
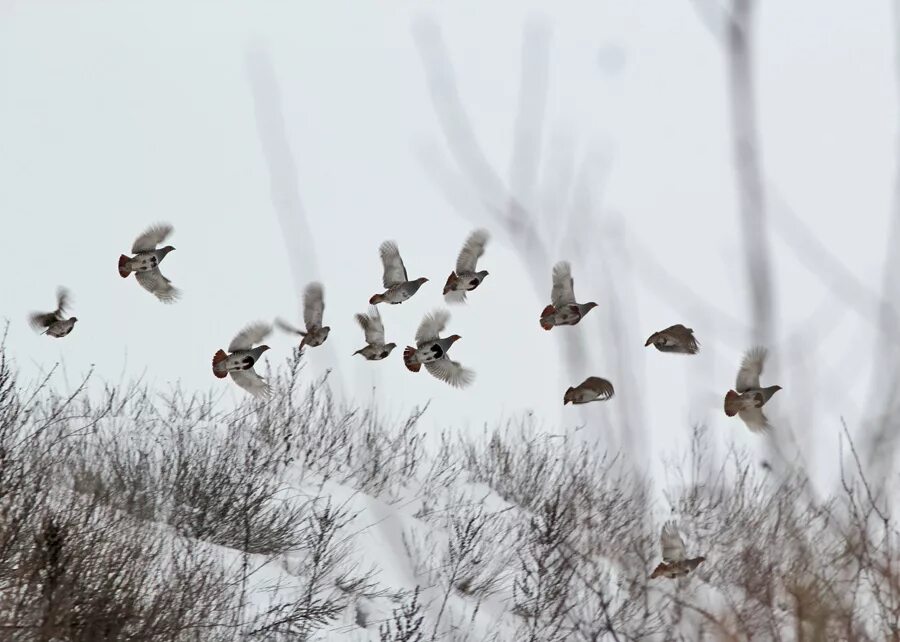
<box><xmin>27</xmin><ymin>222</ymin><xmax>784</xmax><ymax>580</ymax></box>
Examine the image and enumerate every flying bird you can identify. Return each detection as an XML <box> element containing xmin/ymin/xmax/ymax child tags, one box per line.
<box><xmin>724</xmin><ymin>346</ymin><xmax>782</xmax><ymax>433</ymax></box>
<box><xmin>563</xmin><ymin>376</ymin><xmax>615</xmax><ymax>405</ymax></box>
<box><xmin>369</xmin><ymin>241</ymin><xmax>428</xmax><ymax>305</ymax></box>
<box><xmin>539</xmin><ymin>261</ymin><xmax>597</xmax><ymax>330</ymax></box>
<box><xmin>403</xmin><ymin>309</ymin><xmax>474</xmax><ymax>388</ymax></box>
<box><xmin>28</xmin><ymin>287</ymin><xmax>77</xmax><ymax>338</ymax></box>
<box><xmin>275</xmin><ymin>282</ymin><xmax>331</xmax><ymax>349</ymax></box>
<box><xmin>352</xmin><ymin>306</ymin><xmax>397</xmax><ymax>360</ymax></box>
<box><xmin>443</xmin><ymin>228</ymin><xmax>490</xmax><ymax>303</ymax></box>
<box><xmin>645</xmin><ymin>324</ymin><xmax>700</xmax><ymax>354</ymax></box>
<box><xmin>649</xmin><ymin>521</ymin><xmax>706</xmax><ymax>580</ymax></box>
<box><xmin>118</xmin><ymin>223</ymin><xmax>180</xmax><ymax>303</ymax></box>
<box><xmin>211</xmin><ymin>322</ymin><xmax>272</xmax><ymax>399</ymax></box>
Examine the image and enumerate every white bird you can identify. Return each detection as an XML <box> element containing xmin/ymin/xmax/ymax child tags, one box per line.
<box><xmin>211</xmin><ymin>322</ymin><xmax>272</xmax><ymax>398</ymax></box>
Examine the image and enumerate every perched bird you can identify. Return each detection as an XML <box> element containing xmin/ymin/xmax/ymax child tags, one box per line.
<box><xmin>275</xmin><ymin>282</ymin><xmax>331</xmax><ymax>349</ymax></box>
<box><xmin>650</xmin><ymin>521</ymin><xmax>706</xmax><ymax>580</ymax></box>
<box><xmin>369</xmin><ymin>241</ymin><xmax>428</xmax><ymax>305</ymax></box>
<box><xmin>443</xmin><ymin>228</ymin><xmax>490</xmax><ymax>304</ymax></box>
<box><xmin>724</xmin><ymin>346</ymin><xmax>782</xmax><ymax>433</ymax></box>
<box><xmin>211</xmin><ymin>322</ymin><xmax>272</xmax><ymax>398</ymax></box>
<box><xmin>403</xmin><ymin>309</ymin><xmax>474</xmax><ymax>388</ymax></box>
<box><xmin>352</xmin><ymin>306</ymin><xmax>397</xmax><ymax>360</ymax></box>
<box><xmin>539</xmin><ymin>261</ymin><xmax>597</xmax><ymax>330</ymax></box>
<box><xmin>118</xmin><ymin>223</ymin><xmax>180</xmax><ymax>303</ymax></box>
<box><xmin>645</xmin><ymin>324</ymin><xmax>700</xmax><ymax>354</ymax></box>
<box><xmin>29</xmin><ymin>287</ymin><xmax>77</xmax><ymax>338</ymax></box>
<box><xmin>563</xmin><ymin>376</ymin><xmax>615</xmax><ymax>405</ymax></box>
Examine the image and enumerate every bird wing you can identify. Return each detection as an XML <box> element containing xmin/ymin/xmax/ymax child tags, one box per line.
<box><xmin>735</xmin><ymin>346</ymin><xmax>767</xmax><ymax>392</ymax></box>
<box><xmin>303</xmin><ymin>282</ymin><xmax>325</xmax><ymax>329</ymax></box>
<box><xmin>275</xmin><ymin>318</ymin><xmax>304</xmax><ymax>336</ymax></box>
<box><xmin>55</xmin><ymin>286</ymin><xmax>71</xmax><ymax>317</ymax></box>
<box><xmin>425</xmin><ymin>358</ymin><xmax>475</xmax><ymax>388</ymax></box>
<box><xmin>738</xmin><ymin>405</ymin><xmax>772</xmax><ymax>433</ymax></box>
<box><xmin>28</xmin><ymin>311</ymin><xmax>56</xmax><ymax>331</ymax></box>
<box><xmin>135</xmin><ymin>267</ymin><xmax>180</xmax><ymax>304</ymax></box>
<box><xmin>583</xmin><ymin>377</ymin><xmax>615</xmax><ymax>400</ymax></box>
<box><xmin>355</xmin><ymin>306</ymin><xmax>385</xmax><ymax>344</ymax></box>
<box><xmin>229</xmin><ymin>368</ymin><xmax>271</xmax><ymax>399</ymax></box>
<box><xmin>551</xmin><ymin>261</ymin><xmax>576</xmax><ymax>307</ymax></box>
<box><xmin>415</xmin><ymin>309</ymin><xmax>450</xmax><ymax>345</ymax></box>
<box><xmin>229</xmin><ymin>322</ymin><xmax>272</xmax><ymax>352</ymax></box>
<box><xmin>664</xmin><ymin>324</ymin><xmax>699</xmax><ymax>353</ymax></box>
<box><xmin>132</xmin><ymin>223</ymin><xmax>173</xmax><ymax>253</ymax></box>
<box><xmin>379</xmin><ymin>240</ymin><xmax>408</xmax><ymax>287</ymax></box>
<box><xmin>660</xmin><ymin>521</ymin><xmax>686</xmax><ymax>563</ymax></box>
<box><xmin>455</xmin><ymin>228</ymin><xmax>489</xmax><ymax>274</ymax></box>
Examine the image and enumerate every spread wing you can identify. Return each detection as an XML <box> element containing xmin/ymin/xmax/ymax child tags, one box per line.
<box><xmin>551</xmin><ymin>261</ymin><xmax>576</xmax><ymax>307</ymax></box>
<box><xmin>135</xmin><ymin>268</ymin><xmax>180</xmax><ymax>303</ymax></box>
<box><xmin>738</xmin><ymin>406</ymin><xmax>772</xmax><ymax>433</ymax></box>
<box><xmin>416</xmin><ymin>309</ymin><xmax>450</xmax><ymax>345</ymax></box>
<box><xmin>28</xmin><ymin>311</ymin><xmax>57</xmax><ymax>331</ymax></box>
<box><xmin>425</xmin><ymin>359</ymin><xmax>475</xmax><ymax>388</ymax></box>
<box><xmin>355</xmin><ymin>306</ymin><xmax>385</xmax><ymax>345</ymax></box>
<box><xmin>736</xmin><ymin>346</ymin><xmax>767</xmax><ymax>392</ymax></box>
<box><xmin>55</xmin><ymin>287</ymin><xmax>71</xmax><ymax>317</ymax></box>
<box><xmin>275</xmin><ymin>318</ymin><xmax>304</xmax><ymax>336</ymax></box>
<box><xmin>379</xmin><ymin>240</ymin><xmax>408</xmax><ymax>288</ymax></box>
<box><xmin>660</xmin><ymin>521</ymin><xmax>686</xmax><ymax>563</ymax></box>
<box><xmin>455</xmin><ymin>228</ymin><xmax>489</xmax><ymax>274</ymax></box>
<box><xmin>583</xmin><ymin>376</ymin><xmax>615</xmax><ymax>400</ymax></box>
<box><xmin>229</xmin><ymin>322</ymin><xmax>272</xmax><ymax>352</ymax></box>
<box><xmin>303</xmin><ymin>282</ymin><xmax>325</xmax><ymax>329</ymax></box>
<box><xmin>132</xmin><ymin>223</ymin><xmax>173</xmax><ymax>253</ymax></box>
<box><xmin>229</xmin><ymin>368</ymin><xmax>271</xmax><ymax>399</ymax></box>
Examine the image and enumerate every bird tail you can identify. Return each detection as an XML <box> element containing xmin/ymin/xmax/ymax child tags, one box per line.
<box><xmin>369</xmin><ymin>293</ymin><xmax>384</xmax><ymax>305</ymax></box>
<box><xmin>212</xmin><ymin>349</ymin><xmax>228</xmax><ymax>378</ymax></box>
<box><xmin>443</xmin><ymin>271</ymin><xmax>458</xmax><ymax>295</ymax></box>
<box><xmin>118</xmin><ymin>255</ymin><xmax>131</xmax><ymax>278</ymax></box>
<box><xmin>540</xmin><ymin>305</ymin><xmax>556</xmax><ymax>331</ymax></box>
<box><xmin>649</xmin><ymin>563</ymin><xmax>668</xmax><ymax>579</ymax></box>
<box><xmin>724</xmin><ymin>389</ymin><xmax>742</xmax><ymax>417</ymax></box>
<box><xmin>403</xmin><ymin>346</ymin><xmax>421</xmax><ymax>372</ymax></box>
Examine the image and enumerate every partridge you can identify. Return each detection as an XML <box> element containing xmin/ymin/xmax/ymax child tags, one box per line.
<box><xmin>211</xmin><ymin>322</ymin><xmax>272</xmax><ymax>398</ymax></box>
<box><xmin>724</xmin><ymin>346</ymin><xmax>782</xmax><ymax>433</ymax></box>
<box><xmin>649</xmin><ymin>521</ymin><xmax>706</xmax><ymax>580</ymax></box>
<box><xmin>443</xmin><ymin>228</ymin><xmax>490</xmax><ymax>304</ymax></box>
<box><xmin>369</xmin><ymin>241</ymin><xmax>428</xmax><ymax>305</ymax></box>
<box><xmin>29</xmin><ymin>287</ymin><xmax>77</xmax><ymax>338</ymax></box>
<box><xmin>403</xmin><ymin>309</ymin><xmax>474</xmax><ymax>388</ymax></box>
<box><xmin>353</xmin><ymin>305</ymin><xmax>397</xmax><ymax>360</ymax></box>
<box><xmin>563</xmin><ymin>376</ymin><xmax>615</xmax><ymax>405</ymax></box>
<box><xmin>539</xmin><ymin>261</ymin><xmax>597</xmax><ymax>330</ymax></box>
<box><xmin>275</xmin><ymin>282</ymin><xmax>331</xmax><ymax>349</ymax></box>
<box><xmin>118</xmin><ymin>223</ymin><xmax>180</xmax><ymax>303</ymax></box>
<box><xmin>645</xmin><ymin>324</ymin><xmax>699</xmax><ymax>354</ymax></box>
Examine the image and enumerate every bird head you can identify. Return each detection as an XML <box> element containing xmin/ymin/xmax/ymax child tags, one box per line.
<box><xmin>417</xmin><ymin>277</ymin><xmax>429</xmax><ymax>284</ymax></box>
<box><xmin>70</xmin><ymin>317</ymin><xmax>78</xmax><ymax>323</ymax></box>
<box><xmin>563</xmin><ymin>386</ymin><xmax>574</xmax><ymax>404</ymax></box>
<box><xmin>259</xmin><ymin>345</ymin><xmax>271</xmax><ymax>353</ymax></box>
<box><xmin>644</xmin><ymin>336</ymin><xmax>654</xmax><ymax>347</ymax></box>
<box><xmin>477</xmin><ymin>270</ymin><xmax>490</xmax><ymax>279</ymax></box>
<box><xmin>447</xmin><ymin>334</ymin><xmax>462</xmax><ymax>344</ymax></box>
<box><xmin>161</xmin><ymin>245</ymin><xmax>176</xmax><ymax>255</ymax></box>
<box><xmin>384</xmin><ymin>342</ymin><xmax>398</xmax><ymax>351</ymax></box>
<box><xmin>585</xmin><ymin>302</ymin><xmax>599</xmax><ymax>311</ymax></box>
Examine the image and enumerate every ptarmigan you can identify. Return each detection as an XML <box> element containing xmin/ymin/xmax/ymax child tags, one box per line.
<box><xmin>29</xmin><ymin>287</ymin><xmax>77</xmax><ymax>338</ymax></box>
<box><xmin>724</xmin><ymin>346</ymin><xmax>782</xmax><ymax>433</ymax></box>
<box><xmin>369</xmin><ymin>241</ymin><xmax>428</xmax><ymax>305</ymax></box>
<box><xmin>275</xmin><ymin>282</ymin><xmax>331</xmax><ymax>349</ymax></box>
<box><xmin>118</xmin><ymin>223</ymin><xmax>180</xmax><ymax>303</ymax></box>
<box><xmin>352</xmin><ymin>306</ymin><xmax>397</xmax><ymax>361</ymax></box>
<box><xmin>443</xmin><ymin>228</ymin><xmax>490</xmax><ymax>304</ymax></box>
<box><xmin>649</xmin><ymin>521</ymin><xmax>706</xmax><ymax>580</ymax></box>
<box><xmin>539</xmin><ymin>261</ymin><xmax>597</xmax><ymax>330</ymax></box>
<box><xmin>212</xmin><ymin>322</ymin><xmax>272</xmax><ymax>398</ymax></box>
<box><xmin>403</xmin><ymin>309</ymin><xmax>474</xmax><ymax>388</ymax></box>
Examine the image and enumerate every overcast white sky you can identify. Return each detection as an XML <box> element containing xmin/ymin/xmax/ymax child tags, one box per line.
<box><xmin>1</xmin><ymin>0</ymin><xmax>896</xmax><ymax>493</ymax></box>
